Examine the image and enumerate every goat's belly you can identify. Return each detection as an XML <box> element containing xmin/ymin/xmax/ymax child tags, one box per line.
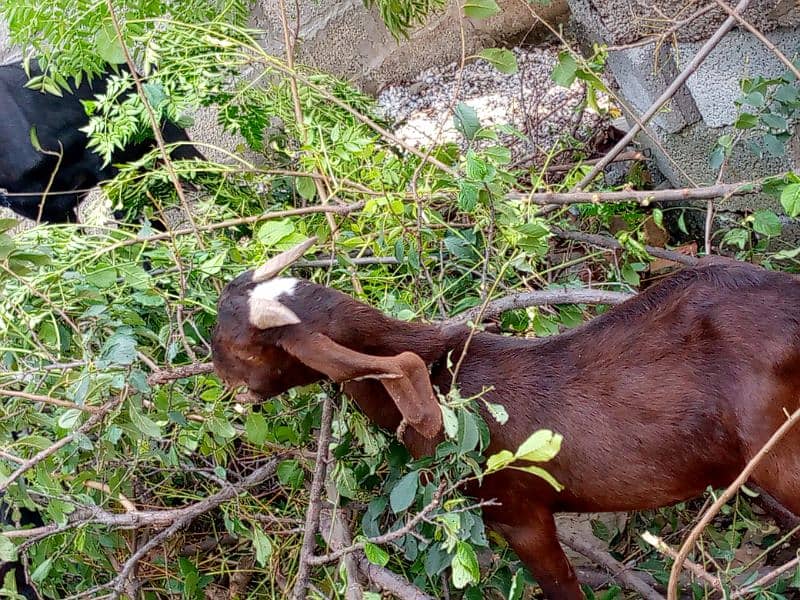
<box><xmin>550</xmin><ymin>456</ymin><xmax>743</xmax><ymax>513</ymax></box>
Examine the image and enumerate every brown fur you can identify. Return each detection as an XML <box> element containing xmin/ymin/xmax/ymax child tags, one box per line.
<box><xmin>212</xmin><ymin>258</ymin><xmax>800</xmax><ymax>599</ymax></box>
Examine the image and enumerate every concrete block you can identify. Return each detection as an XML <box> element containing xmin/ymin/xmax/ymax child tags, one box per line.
<box><xmin>606</xmin><ymin>42</ymin><xmax>702</xmax><ymax>133</ymax></box>
<box><xmin>677</xmin><ymin>28</ymin><xmax>800</xmax><ymax>128</ymax></box>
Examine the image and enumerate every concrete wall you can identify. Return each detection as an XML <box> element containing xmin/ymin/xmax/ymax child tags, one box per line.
<box><xmin>250</xmin><ymin>0</ymin><xmax>568</xmax><ymax>93</ymax></box>
<box><xmin>568</xmin><ymin>0</ymin><xmax>800</xmax><ymax>239</ymax></box>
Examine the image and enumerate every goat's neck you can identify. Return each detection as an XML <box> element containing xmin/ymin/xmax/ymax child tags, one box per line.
<box><xmin>327</xmin><ymin>307</ymin><xmax>462</xmax><ymax>365</ymax></box>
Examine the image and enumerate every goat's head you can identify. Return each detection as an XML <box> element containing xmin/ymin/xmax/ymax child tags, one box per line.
<box><xmin>211</xmin><ymin>238</ymin><xmax>443</xmax><ymax>439</ymax></box>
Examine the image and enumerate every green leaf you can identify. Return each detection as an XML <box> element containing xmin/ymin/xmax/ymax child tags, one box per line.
<box><xmin>484</xmin><ymin>145</ymin><xmax>512</xmax><ymax>165</ymax></box>
<box><xmin>465</xmin><ymin>151</ymin><xmax>487</xmax><ymax>180</ymax></box>
<box><xmin>478</xmin><ymin>48</ymin><xmax>518</xmax><ymax>74</ymax></box>
<box><xmin>277</xmin><ymin>459</ymin><xmax>304</xmax><ymax>489</ymax></box>
<box><xmin>441</xmin><ymin>405</ymin><xmax>459</xmax><ymax>439</ymax></box>
<box><xmin>451</xmin><ymin>541</ymin><xmax>480</xmax><ymax>589</ymax></box>
<box><xmin>57</xmin><ymin>409</ymin><xmax>83</xmax><ymax>430</ymax></box>
<box><xmin>483</xmin><ymin>401</ymin><xmax>508</xmax><ymax>424</ymax></box>
<box><xmin>364</xmin><ymin>541</ymin><xmax>390</xmax><ymax>566</ymax></box>
<box><xmin>457</xmin><ymin>410</ymin><xmax>480</xmax><ymax>454</ymax></box>
<box><xmin>510</xmin><ymin>464</ymin><xmax>564</xmax><ymax>491</ymax></box>
<box><xmin>0</xmin><ymin>219</ymin><xmax>19</xmax><ymax>234</ymax></box>
<box><xmin>772</xmin><ymin>247</ymin><xmax>800</xmax><ymax>260</ymax></box>
<box><xmin>485</xmin><ymin>449</ymin><xmax>515</xmax><ymax>473</ymax></box>
<box><xmin>128</xmin><ymin>405</ymin><xmax>162</xmax><ymax>439</ymax></box>
<box><xmin>296</xmin><ymin>176</ymin><xmax>317</xmax><ymax>200</ymax></box>
<box><xmin>781</xmin><ymin>183</ymin><xmax>800</xmax><ymax>217</ymax></box>
<box><xmin>30</xmin><ymin>558</ymin><xmax>53</xmax><ymax>584</ymax></box>
<box><xmin>458</xmin><ymin>182</ymin><xmax>479</xmax><ymax>213</ymax></box>
<box><xmin>251</xmin><ymin>526</ymin><xmax>273</xmax><ymax>567</ymax></box>
<box><xmin>508</xmin><ymin>568</ymin><xmax>525</xmax><ymax>600</ymax></box>
<box><xmin>257</xmin><ymin>219</ymin><xmax>296</xmax><ymax>248</ymax></box>
<box><xmin>516</xmin><ymin>429</ymin><xmax>563</xmax><ymax>463</ymax></box>
<box><xmin>462</xmin><ymin>0</ymin><xmax>500</xmax><ymax>19</ymax></box>
<box><xmin>761</xmin><ymin>113</ymin><xmax>788</xmax><ymax>130</ymax></box>
<box><xmin>453</xmin><ymin>103</ymin><xmax>481</xmax><ymax>141</ymax></box>
<box><xmin>551</xmin><ymin>52</ymin><xmax>578</xmax><ymax>87</ymax></box>
<box><xmin>390</xmin><ymin>470</ymin><xmax>419</xmax><ymax>513</ymax></box>
<box><xmin>763</xmin><ymin>133</ymin><xmax>785</xmax><ymax>157</ymax></box>
<box><xmin>752</xmin><ymin>210</ymin><xmax>781</xmax><ymax>237</ymax></box>
<box><xmin>0</xmin><ymin>536</ymin><xmax>17</xmax><ymax>562</ymax></box>
<box><xmin>95</xmin><ymin>23</ymin><xmax>126</xmax><ymax>65</ymax></box>
<box><xmin>142</xmin><ymin>82</ymin><xmax>167</xmax><ymax>110</ymax></box>
<box><xmin>734</xmin><ymin>113</ymin><xmax>758</xmax><ymax>129</ymax></box>
<box><xmin>245</xmin><ymin>412</ymin><xmax>268</xmax><ymax>445</ymax></box>
<box><xmin>86</xmin><ymin>265</ymin><xmax>117</xmax><ymax>288</ymax></box>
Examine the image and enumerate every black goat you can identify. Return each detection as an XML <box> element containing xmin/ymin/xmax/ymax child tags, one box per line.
<box><xmin>0</xmin><ymin>60</ymin><xmax>204</xmax><ymax>224</ymax></box>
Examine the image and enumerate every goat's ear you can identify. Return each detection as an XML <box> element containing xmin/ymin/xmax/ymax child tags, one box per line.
<box><xmin>280</xmin><ymin>332</ymin><xmax>442</xmax><ymax>439</ymax></box>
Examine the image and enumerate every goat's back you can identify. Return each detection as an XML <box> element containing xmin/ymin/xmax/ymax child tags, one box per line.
<box><xmin>449</xmin><ymin>262</ymin><xmax>800</xmax><ymax>513</ymax></box>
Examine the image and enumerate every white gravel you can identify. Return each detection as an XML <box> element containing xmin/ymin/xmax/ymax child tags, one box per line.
<box><xmin>376</xmin><ymin>45</ymin><xmax>613</xmax><ymax>163</ymax></box>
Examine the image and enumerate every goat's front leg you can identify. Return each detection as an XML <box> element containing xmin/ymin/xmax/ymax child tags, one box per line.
<box><xmin>491</xmin><ymin>507</ymin><xmax>584</xmax><ymax>600</ymax></box>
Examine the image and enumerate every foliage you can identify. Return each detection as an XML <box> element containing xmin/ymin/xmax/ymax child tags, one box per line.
<box><xmin>0</xmin><ymin>3</ymin><xmax>798</xmax><ymax>600</ymax></box>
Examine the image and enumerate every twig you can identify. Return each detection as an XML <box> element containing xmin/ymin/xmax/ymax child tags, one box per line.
<box><xmin>296</xmin><ymin>256</ymin><xmax>400</xmax><ymax>268</ymax></box>
<box><xmin>731</xmin><ymin>556</ymin><xmax>800</xmax><ymax>598</ymax></box>
<box><xmin>108</xmin><ymin>457</ymin><xmax>280</xmax><ymax>598</ymax></box>
<box><xmin>318</xmin><ymin>504</ymin><xmax>363</xmax><ymax>600</ymax></box>
<box><xmin>667</xmin><ymin>405</ymin><xmax>800</xmax><ymax>599</ymax></box>
<box><xmin>559</xmin><ymin>530</ymin><xmax>664</xmax><ymax>600</ymax></box>
<box><xmin>93</xmin><ymin>200</ymin><xmax>366</xmax><ymax>255</ymax></box>
<box><xmin>553</xmin><ymin>227</ymin><xmax>699</xmax><ymax>266</ymax></box>
<box><xmin>308</xmin><ymin>481</ymin><xmax>446</xmax><ymax>565</ymax></box>
<box><xmin>573</xmin><ymin>0</ymin><xmax>753</xmax><ymax>190</ymax></box>
<box><xmin>641</xmin><ymin>531</ymin><xmax>724</xmax><ymax>592</ymax></box>
<box><xmin>146</xmin><ymin>362</ymin><xmax>215</xmax><ymax>385</ymax></box>
<box><xmin>507</xmin><ymin>180</ymin><xmax>762</xmax><ymax>206</ymax></box>
<box><xmin>452</xmin><ymin>288</ymin><xmax>634</xmax><ymax>324</ymax></box>
<box><xmin>354</xmin><ymin>553</ymin><xmax>435</xmax><ymax>600</ymax></box>
<box><xmin>291</xmin><ymin>392</ymin><xmax>335</xmax><ymax>600</ymax></box>
<box><xmin>544</xmin><ymin>151</ymin><xmax>647</xmax><ymax>173</ymax></box>
<box><xmin>0</xmin><ymin>398</ymin><xmax>121</xmax><ymax>494</ymax></box>
<box><xmin>1</xmin><ymin>389</ymin><xmax>102</xmax><ymax>413</ymax></box>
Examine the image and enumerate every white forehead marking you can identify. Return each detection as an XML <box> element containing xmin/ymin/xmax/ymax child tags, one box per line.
<box><xmin>250</xmin><ymin>277</ymin><xmax>299</xmax><ymax>302</ymax></box>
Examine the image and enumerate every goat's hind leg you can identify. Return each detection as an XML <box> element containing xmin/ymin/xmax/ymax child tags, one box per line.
<box><xmin>491</xmin><ymin>507</ymin><xmax>584</xmax><ymax>600</ymax></box>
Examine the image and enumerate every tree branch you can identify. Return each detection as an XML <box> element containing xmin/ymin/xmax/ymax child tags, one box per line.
<box><xmin>291</xmin><ymin>392</ymin><xmax>335</xmax><ymax>599</ymax></box>
<box><xmin>508</xmin><ymin>180</ymin><xmax>762</xmax><ymax>206</ymax></box>
<box><xmin>452</xmin><ymin>288</ymin><xmax>634</xmax><ymax>324</ymax></box>
<box><xmin>559</xmin><ymin>531</ymin><xmax>664</xmax><ymax>600</ymax></box>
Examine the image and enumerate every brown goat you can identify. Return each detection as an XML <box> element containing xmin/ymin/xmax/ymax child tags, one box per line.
<box><xmin>211</xmin><ymin>243</ymin><xmax>800</xmax><ymax>599</ymax></box>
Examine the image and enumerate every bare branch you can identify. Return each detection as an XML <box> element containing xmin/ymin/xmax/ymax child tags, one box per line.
<box><xmin>508</xmin><ymin>180</ymin><xmax>762</xmax><ymax>206</ymax></box>
<box><xmin>559</xmin><ymin>531</ymin><xmax>664</xmax><ymax>600</ymax></box>
<box><xmin>146</xmin><ymin>362</ymin><xmax>215</xmax><ymax>385</ymax></box>
<box><xmin>641</xmin><ymin>531</ymin><xmax>724</xmax><ymax>592</ymax></box>
<box><xmin>452</xmin><ymin>288</ymin><xmax>634</xmax><ymax>324</ymax></box>
<box><xmin>553</xmin><ymin>227</ymin><xmax>699</xmax><ymax>266</ymax></box>
<box><xmin>291</xmin><ymin>393</ymin><xmax>335</xmax><ymax>599</ymax></box>
<box><xmin>1</xmin><ymin>389</ymin><xmax>102</xmax><ymax>413</ymax></box>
